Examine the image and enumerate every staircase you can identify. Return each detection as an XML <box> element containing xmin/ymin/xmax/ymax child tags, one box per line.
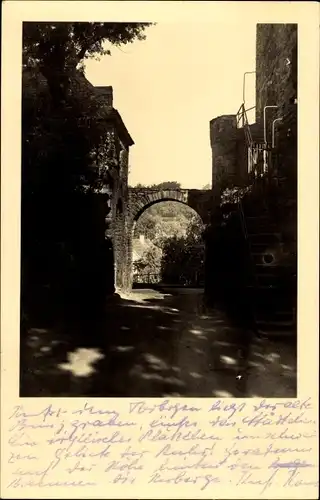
<box><xmin>233</xmin><ymin>104</ymin><xmax>296</xmax><ymax>338</ymax></box>
<box><xmin>239</xmin><ymin>186</ymin><xmax>297</xmax><ymax>338</ymax></box>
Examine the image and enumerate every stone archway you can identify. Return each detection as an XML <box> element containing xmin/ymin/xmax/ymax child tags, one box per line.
<box><xmin>113</xmin><ymin>188</ymin><xmax>213</xmax><ymax>291</ymax></box>
<box><xmin>128</xmin><ymin>188</ymin><xmax>212</xmax><ymax>224</ymax></box>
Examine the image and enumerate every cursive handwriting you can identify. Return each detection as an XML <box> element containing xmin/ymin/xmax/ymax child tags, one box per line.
<box><xmin>4</xmin><ymin>398</ymin><xmax>317</xmax><ymax>494</ymax></box>
<box><xmin>129</xmin><ymin>400</ymin><xmax>201</xmax><ymax>418</ymax></box>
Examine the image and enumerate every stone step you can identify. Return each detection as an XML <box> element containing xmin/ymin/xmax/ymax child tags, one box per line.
<box><xmin>247</xmin><ymin>282</ymin><xmax>293</xmax><ymax>291</ymax></box>
<box><xmin>255</xmin><ymin>319</ymin><xmax>295</xmax><ymax>330</ymax></box>
<box><xmin>245</xmin><ymin>218</ymin><xmax>278</xmax><ymax>233</ymax></box>
<box><xmin>254</xmin><ymin>275</ymin><xmax>288</xmax><ymax>287</ymax></box>
<box><xmin>255</xmin><ymin>262</ymin><xmax>294</xmax><ymax>270</ymax></box>
<box><xmin>251</xmin><ymin>302</ymin><xmax>294</xmax><ymax>317</ymax></box>
<box><xmin>250</xmin><ymin>244</ymin><xmax>276</xmax><ymax>256</ymax></box>
<box><xmin>249</xmin><ymin>232</ymin><xmax>282</xmax><ymax>242</ymax></box>
<box><xmin>256</xmin><ymin>328</ymin><xmax>296</xmax><ymax>338</ymax></box>
<box><xmin>255</xmin><ymin>271</ymin><xmax>279</xmax><ymax>278</ymax></box>
<box><xmin>246</xmin><ymin>222</ymin><xmax>278</xmax><ymax>232</ymax></box>
<box><xmin>245</xmin><ymin>215</ymin><xmax>270</xmax><ymax>221</ymax></box>
<box><xmin>256</xmin><ymin>309</ymin><xmax>294</xmax><ymax>321</ymax></box>
<box><xmin>254</xmin><ymin>268</ymin><xmax>295</xmax><ymax>277</ymax></box>
<box><xmin>241</xmin><ymin>197</ymin><xmax>268</xmax><ymax>207</ymax></box>
<box><xmin>243</xmin><ymin>209</ymin><xmax>271</xmax><ymax>219</ymax></box>
<box><xmin>254</xmin><ymin>264</ymin><xmax>295</xmax><ymax>275</ymax></box>
<box><xmin>247</xmin><ymin>285</ymin><xmax>294</xmax><ymax>305</ymax></box>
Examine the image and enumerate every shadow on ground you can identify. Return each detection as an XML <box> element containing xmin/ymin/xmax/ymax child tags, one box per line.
<box><xmin>20</xmin><ymin>289</ymin><xmax>297</xmax><ymax>398</ymax></box>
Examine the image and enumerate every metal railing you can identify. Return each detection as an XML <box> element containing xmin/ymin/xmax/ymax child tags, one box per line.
<box><xmin>133</xmin><ymin>272</ymin><xmax>205</xmax><ymax>287</ymax></box>
<box><xmin>133</xmin><ymin>273</ymin><xmax>161</xmax><ymax>284</ymax></box>
<box><xmin>248</xmin><ymin>143</ymin><xmax>265</xmax><ymax>178</ymax></box>
<box><xmin>236</xmin><ymin>103</ymin><xmax>267</xmax><ymax>179</ymax></box>
<box><xmin>236</xmin><ymin>104</ymin><xmax>254</xmax><ymax>138</ymax></box>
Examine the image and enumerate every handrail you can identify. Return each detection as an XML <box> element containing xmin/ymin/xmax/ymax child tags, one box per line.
<box><xmin>263</xmin><ymin>106</ymin><xmax>278</xmax><ymax>144</ymax></box>
<box><xmin>236</xmin><ymin>103</ymin><xmax>255</xmax><ymax>148</ymax></box>
<box><xmin>272</xmin><ymin>117</ymin><xmax>283</xmax><ymax>148</ymax></box>
<box><xmin>133</xmin><ymin>273</ymin><xmax>161</xmax><ymax>284</ymax></box>
<box><xmin>243</xmin><ymin>105</ymin><xmax>256</xmax><ymax>114</ymax></box>
<box><xmin>236</xmin><ymin>102</ymin><xmax>274</xmax><ymax>180</ymax></box>
<box><xmin>236</xmin><ymin>103</ymin><xmax>256</xmax><ymax>125</ymax></box>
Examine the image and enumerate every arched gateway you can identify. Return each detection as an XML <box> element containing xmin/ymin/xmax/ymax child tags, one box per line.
<box><xmin>112</xmin><ymin>187</ymin><xmax>213</xmax><ymax>291</ymax></box>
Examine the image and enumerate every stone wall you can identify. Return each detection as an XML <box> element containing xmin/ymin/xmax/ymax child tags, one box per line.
<box><xmin>208</xmin><ymin>24</ymin><xmax>297</xmax><ymax>210</ymax></box>
<box><xmin>112</xmin><ymin>146</ymin><xmax>132</xmax><ymax>292</ymax></box>
<box><xmin>205</xmin><ymin>24</ymin><xmax>298</xmax><ymax>305</ymax></box>
<box><xmin>90</xmin><ymin>85</ymin><xmax>134</xmax><ymax>295</ymax></box>
<box><xmin>210</xmin><ymin>115</ymin><xmax>239</xmax><ymax>195</ymax></box>
<box><xmin>255</xmin><ymin>24</ymin><xmax>297</xmax><ymax>125</ymax></box>
<box><xmin>255</xmin><ymin>24</ymin><xmax>297</xmax><ymax>252</ymax></box>
<box><xmin>115</xmin><ymin>188</ymin><xmax>213</xmax><ymax>291</ymax></box>
<box><xmin>255</xmin><ymin>23</ymin><xmax>297</xmax><ymax>180</ymax></box>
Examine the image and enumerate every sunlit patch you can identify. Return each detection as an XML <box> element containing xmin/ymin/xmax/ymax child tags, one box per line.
<box><xmin>112</xmin><ymin>345</ymin><xmax>134</xmax><ymax>353</ymax></box>
<box><xmin>29</xmin><ymin>328</ymin><xmax>49</xmax><ymax>335</ymax></box>
<box><xmin>220</xmin><ymin>355</ymin><xmax>237</xmax><ymax>365</ymax></box>
<box><xmin>248</xmin><ymin>361</ymin><xmax>260</xmax><ymax>368</ymax></box>
<box><xmin>140</xmin><ymin>372</ymin><xmax>185</xmax><ymax>386</ymax></box>
<box><xmin>252</xmin><ymin>352</ymin><xmax>265</xmax><ymax>359</ymax></box>
<box><xmin>215</xmin><ymin>341</ymin><xmax>232</xmax><ymax>347</ymax></box>
<box><xmin>57</xmin><ymin>348</ymin><xmax>104</xmax><ymax>377</ymax></box>
<box><xmin>170</xmin><ymin>308</ymin><xmax>179</xmax><ymax>312</ymax></box>
<box><xmin>40</xmin><ymin>346</ymin><xmax>51</xmax><ymax>353</ymax></box>
<box><xmin>266</xmin><ymin>353</ymin><xmax>281</xmax><ymax>362</ymax></box>
<box><xmin>190</xmin><ymin>329</ymin><xmax>203</xmax><ymax>335</ymax></box>
<box><xmin>281</xmin><ymin>364</ymin><xmax>293</xmax><ymax>370</ymax></box>
<box><xmin>126</xmin><ymin>304</ymin><xmax>163</xmax><ymax>311</ymax></box>
<box><xmin>172</xmin><ymin>366</ymin><xmax>181</xmax><ymax>373</ymax></box>
<box><xmin>213</xmin><ymin>390</ymin><xmax>233</xmax><ymax>397</ymax></box>
<box><xmin>194</xmin><ymin>348</ymin><xmax>204</xmax><ymax>355</ymax></box>
<box><xmin>143</xmin><ymin>353</ymin><xmax>168</xmax><ymax>371</ymax></box>
<box><xmin>190</xmin><ymin>372</ymin><xmax>202</xmax><ymax>379</ymax></box>
<box><xmin>120</xmin><ymin>326</ymin><xmax>130</xmax><ymax>331</ymax></box>
<box><xmin>121</xmin><ymin>291</ymin><xmax>169</xmax><ymax>304</ymax></box>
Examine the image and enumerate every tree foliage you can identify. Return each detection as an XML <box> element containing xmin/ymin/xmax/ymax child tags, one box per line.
<box><xmin>132</xmin><ymin>183</ymin><xmax>205</xmax><ymax>285</ymax></box>
<box><xmin>22</xmin><ymin>22</ymin><xmax>152</xmax><ymax>313</ymax></box>
<box><xmin>23</xmin><ymin>22</ymin><xmax>153</xmax><ymax>194</ymax></box>
<box><xmin>133</xmin><ymin>181</ymin><xmax>181</xmax><ymax>190</ymax></box>
<box><xmin>23</xmin><ymin>22</ymin><xmax>152</xmax><ymax>105</ymax></box>
<box><xmin>133</xmin><ymin>245</ymin><xmax>162</xmax><ymax>278</ymax></box>
<box><xmin>160</xmin><ymin>216</ymin><xmax>205</xmax><ymax>285</ymax></box>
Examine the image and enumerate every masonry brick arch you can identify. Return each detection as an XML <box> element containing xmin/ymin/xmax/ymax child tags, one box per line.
<box><xmin>128</xmin><ymin>188</ymin><xmax>212</xmax><ymax>224</ymax></box>
<box><xmin>132</xmin><ymin>198</ymin><xmax>204</xmax><ymax>227</ymax></box>
<box><xmin>111</xmin><ymin>187</ymin><xmax>213</xmax><ymax>291</ymax></box>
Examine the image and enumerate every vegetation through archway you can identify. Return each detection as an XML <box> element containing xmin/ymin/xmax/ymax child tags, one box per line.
<box><xmin>132</xmin><ymin>199</ymin><xmax>205</xmax><ymax>286</ymax></box>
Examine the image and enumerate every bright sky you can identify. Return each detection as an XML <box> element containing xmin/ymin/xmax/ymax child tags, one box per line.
<box><xmin>85</xmin><ymin>23</ymin><xmax>256</xmax><ymax>189</ymax></box>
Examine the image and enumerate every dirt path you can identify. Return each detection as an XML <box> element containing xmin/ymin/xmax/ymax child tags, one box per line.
<box><xmin>20</xmin><ymin>288</ymin><xmax>297</xmax><ymax>397</ymax></box>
